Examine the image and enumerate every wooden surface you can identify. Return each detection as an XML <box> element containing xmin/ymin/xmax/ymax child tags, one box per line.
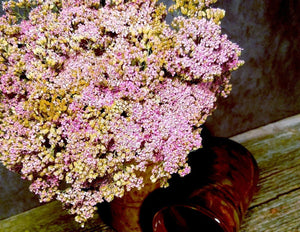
<box><xmin>233</xmin><ymin>114</ymin><xmax>300</xmax><ymax>232</ymax></box>
<box><xmin>0</xmin><ymin>114</ymin><xmax>299</xmax><ymax>232</ymax></box>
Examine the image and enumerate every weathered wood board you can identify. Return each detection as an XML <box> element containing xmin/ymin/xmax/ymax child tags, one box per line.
<box><xmin>232</xmin><ymin>114</ymin><xmax>300</xmax><ymax>232</ymax></box>
<box><xmin>0</xmin><ymin>200</ymin><xmax>114</xmax><ymax>232</ymax></box>
<box><xmin>1</xmin><ymin>114</ymin><xmax>300</xmax><ymax>231</ymax></box>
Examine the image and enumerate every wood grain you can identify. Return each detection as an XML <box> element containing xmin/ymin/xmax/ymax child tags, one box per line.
<box><xmin>232</xmin><ymin>115</ymin><xmax>300</xmax><ymax>232</ymax></box>
<box><xmin>240</xmin><ymin>189</ymin><xmax>300</xmax><ymax>232</ymax></box>
<box><xmin>1</xmin><ymin>114</ymin><xmax>300</xmax><ymax>231</ymax></box>
<box><xmin>0</xmin><ymin>201</ymin><xmax>114</xmax><ymax>232</ymax></box>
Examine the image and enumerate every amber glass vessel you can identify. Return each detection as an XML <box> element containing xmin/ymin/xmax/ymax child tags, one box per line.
<box><xmin>149</xmin><ymin>130</ymin><xmax>259</xmax><ymax>232</ymax></box>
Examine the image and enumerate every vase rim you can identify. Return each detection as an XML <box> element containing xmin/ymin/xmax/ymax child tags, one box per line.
<box><xmin>152</xmin><ymin>204</ymin><xmax>231</xmax><ymax>232</ymax></box>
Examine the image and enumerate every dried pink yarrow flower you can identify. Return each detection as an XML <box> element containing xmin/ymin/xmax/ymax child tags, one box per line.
<box><xmin>0</xmin><ymin>0</ymin><xmax>243</xmax><ymax>225</ymax></box>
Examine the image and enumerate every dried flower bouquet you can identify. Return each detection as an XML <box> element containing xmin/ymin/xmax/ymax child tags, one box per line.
<box><xmin>0</xmin><ymin>0</ymin><xmax>243</xmax><ymax>225</ymax></box>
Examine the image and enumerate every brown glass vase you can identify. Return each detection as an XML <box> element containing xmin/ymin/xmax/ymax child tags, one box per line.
<box><xmin>109</xmin><ymin>165</ymin><xmax>160</xmax><ymax>232</ymax></box>
<box><xmin>150</xmin><ymin>134</ymin><xmax>259</xmax><ymax>232</ymax></box>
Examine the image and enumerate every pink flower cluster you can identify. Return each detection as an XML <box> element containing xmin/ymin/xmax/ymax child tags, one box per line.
<box><xmin>0</xmin><ymin>0</ymin><xmax>243</xmax><ymax>224</ymax></box>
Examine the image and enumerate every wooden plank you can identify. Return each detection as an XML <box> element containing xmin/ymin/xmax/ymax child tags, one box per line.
<box><xmin>230</xmin><ymin>114</ymin><xmax>300</xmax><ymax>144</ymax></box>
<box><xmin>232</xmin><ymin>115</ymin><xmax>300</xmax><ymax>231</ymax></box>
<box><xmin>232</xmin><ymin>115</ymin><xmax>300</xmax><ymax>207</ymax></box>
<box><xmin>240</xmin><ymin>189</ymin><xmax>300</xmax><ymax>232</ymax></box>
<box><xmin>0</xmin><ymin>201</ymin><xmax>114</xmax><ymax>232</ymax></box>
<box><xmin>0</xmin><ymin>114</ymin><xmax>299</xmax><ymax>231</ymax></box>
